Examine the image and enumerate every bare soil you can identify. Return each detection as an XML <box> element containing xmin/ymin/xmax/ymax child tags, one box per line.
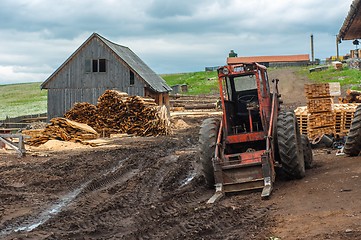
<box><xmin>0</xmin><ymin>68</ymin><xmax>360</xmax><ymax>239</ymax></box>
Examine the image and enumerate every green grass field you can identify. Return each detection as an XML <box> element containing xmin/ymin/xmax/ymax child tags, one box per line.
<box><xmin>0</xmin><ymin>82</ymin><xmax>47</xmax><ymax>120</ymax></box>
<box><xmin>1</xmin><ymin>65</ymin><xmax>360</xmax><ymax>120</ymax></box>
<box><xmin>298</xmin><ymin>65</ymin><xmax>361</xmax><ymax>89</ymax></box>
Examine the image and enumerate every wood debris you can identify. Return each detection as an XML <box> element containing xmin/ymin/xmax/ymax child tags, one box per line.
<box><xmin>24</xmin><ymin>118</ymin><xmax>99</xmax><ymax>146</ymax></box>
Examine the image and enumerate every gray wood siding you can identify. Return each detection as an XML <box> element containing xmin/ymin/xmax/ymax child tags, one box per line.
<box><xmin>45</xmin><ymin>37</ymin><xmax>147</xmax><ymax>119</ymax></box>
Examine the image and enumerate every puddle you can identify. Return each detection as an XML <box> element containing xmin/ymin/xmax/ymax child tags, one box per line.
<box><xmin>180</xmin><ymin>171</ymin><xmax>197</xmax><ymax>187</ymax></box>
<box><xmin>0</xmin><ymin>183</ymin><xmax>87</xmax><ymax>236</ymax></box>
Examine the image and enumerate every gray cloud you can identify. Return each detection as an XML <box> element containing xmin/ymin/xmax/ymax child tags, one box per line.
<box><xmin>0</xmin><ymin>0</ymin><xmax>356</xmax><ymax>84</ymax></box>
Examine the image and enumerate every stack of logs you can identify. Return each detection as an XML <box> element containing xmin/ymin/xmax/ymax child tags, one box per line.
<box><xmin>24</xmin><ymin>90</ymin><xmax>171</xmax><ymax>146</ymax></box>
<box><xmin>304</xmin><ymin>83</ymin><xmax>336</xmax><ymax>139</ymax></box>
<box><xmin>339</xmin><ymin>89</ymin><xmax>361</xmax><ymax>103</ymax></box>
<box><xmin>24</xmin><ymin>117</ymin><xmax>99</xmax><ymax>146</ymax></box>
<box><xmin>65</xmin><ymin>90</ymin><xmax>170</xmax><ymax>137</ymax></box>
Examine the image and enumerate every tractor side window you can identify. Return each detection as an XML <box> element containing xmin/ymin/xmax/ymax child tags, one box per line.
<box><xmin>233</xmin><ymin>75</ymin><xmax>257</xmax><ymax>91</ymax></box>
<box><xmin>225</xmin><ymin>77</ymin><xmax>232</xmax><ymax>100</ymax></box>
<box><xmin>258</xmin><ymin>70</ymin><xmax>265</xmax><ymax>97</ymax></box>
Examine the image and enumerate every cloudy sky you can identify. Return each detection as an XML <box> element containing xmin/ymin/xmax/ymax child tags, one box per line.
<box><xmin>0</xmin><ymin>0</ymin><xmax>356</xmax><ymax>85</ymax></box>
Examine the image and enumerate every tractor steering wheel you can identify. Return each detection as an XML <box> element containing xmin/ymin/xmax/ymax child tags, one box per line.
<box><xmin>237</xmin><ymin>94</ymin><xmax>256</xmax><ymax>103</ymax></box>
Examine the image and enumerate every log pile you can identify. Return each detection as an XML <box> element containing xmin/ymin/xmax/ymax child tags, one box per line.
<box><xmin>24</xmin><ymin>90</ymin><xmax>171</xmax><ymax>146</ymax></box>
<box><xmin>66</xmin><ymin>90</ymin><xmax>170</xmax><ymax>137</ymax></box>
<box><xmin>339</xmin><ymin>89</ymin><xmax>361</xmax><ymax>103</ymax></box>
<box><xmin>24</xmin><ymin>118</ymin><xmax>99</xmax><ymax>146</ymax></box>
<box><xmin>64</xmin><ymin>102</ymin><xmax>97</xmax><ymax>126</ymax></box>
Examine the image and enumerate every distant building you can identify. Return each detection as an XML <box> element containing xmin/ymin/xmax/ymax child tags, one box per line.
<box><xmin>41</xmin><ymin>33</ymin><xmax>171</xmax><ymax>120</ymax></box>
<box><xmin>227</xmin><ymin>54</ymin><xmax>310</xmax><ymax>67</ymax></box>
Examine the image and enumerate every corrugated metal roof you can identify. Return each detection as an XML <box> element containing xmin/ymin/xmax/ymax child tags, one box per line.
<box><xmin>42</xmin><ymin>33</ymin><xmax>171</xmax><ymax>93</ymax></box>
<box><xmin>338</xmin><ymin>0</ymin><xmax>361</xmax><ymax>41</ymax></box>
<box><xmin>227</xmin><ymin>54</ymin><xmax>310</xmax><ymax>64</ymax></box>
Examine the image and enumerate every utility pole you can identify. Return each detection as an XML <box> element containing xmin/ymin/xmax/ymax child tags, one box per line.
<box><xmin>310</xmin><ymin>34</ymin><xmax>315</xmax><ymax>64</ymax></box>
<box><xmin>336</xmin><ymin>35</ymin><xmax>340</xmax><ymax>61</ymax></box>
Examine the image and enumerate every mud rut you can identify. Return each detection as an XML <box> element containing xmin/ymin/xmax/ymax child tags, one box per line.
<box><xmin>0</xmin><ymin>116</ymin><xmax>271</xmax><ymax>240</ymax></box>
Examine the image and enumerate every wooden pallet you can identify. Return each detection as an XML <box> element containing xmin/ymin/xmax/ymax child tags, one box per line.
<box><xmin>294</xmin><ymin>106</ymin><xmax>309</xmax><ymax>135</ymax></box>
<box><xmin>294</xmin><ymin>103</ymin><xmax>360</xmax><ymax>139</ymax></box>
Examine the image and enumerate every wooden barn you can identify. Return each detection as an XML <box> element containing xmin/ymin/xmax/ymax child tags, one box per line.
<box><xmin>41</xmin><ymin>33</ymin><xmax>172</xmax><ymax>120</ymax></box>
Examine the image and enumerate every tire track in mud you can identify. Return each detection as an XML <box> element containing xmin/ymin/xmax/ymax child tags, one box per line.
<box><xmin>1</xmin><ymin>119</ymin><xmax>272</xmax><ymax>239</ymax></box>
<box><xmin>30</xmin><ymin>138</ymin><xmax>191</xmax><ymax>238</ymax></box>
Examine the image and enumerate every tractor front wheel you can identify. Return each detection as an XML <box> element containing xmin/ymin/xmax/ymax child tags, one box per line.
<box><xmin>344</xmin><ymin>105</ymin><xmax>361</xmax><ymax>156</ymax></box>
<box><xmin>198</xmin><ymin>118</ymin><xmax>220</xmax><ymax>188</ymax></box>
<box><xmin>277</xmin><ymin>111</ymin><xmax>305</xmax><ymax>179</ymax></box>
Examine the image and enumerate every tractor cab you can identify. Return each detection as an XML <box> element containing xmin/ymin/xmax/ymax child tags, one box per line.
<box><xmin>218</xmin><ymin>63</ymin><xmax>272</xmax><ymax>145</ymax></box>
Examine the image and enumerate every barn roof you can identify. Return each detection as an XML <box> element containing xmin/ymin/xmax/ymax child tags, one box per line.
<box><xmin>227</xmin><ymin>54</ymin><xmax>310</xmax><ymax>65</ymax></box>
<box><xmin>41</xmin><ymin>33</ymin><xmax>172</xmax><ymax>93</ymax></box>
<box><xmin>338</xmin><ymin>0</ymin><xmax>361</xmax><ymax>41</ymax></box>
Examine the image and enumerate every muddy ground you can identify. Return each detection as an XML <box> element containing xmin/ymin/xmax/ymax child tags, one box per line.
<box><xmin>1</xmin><ymin>68</ymin><xmax>361</xmax><ymax>239</ymax></box>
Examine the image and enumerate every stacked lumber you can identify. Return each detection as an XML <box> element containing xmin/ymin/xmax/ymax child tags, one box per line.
<box><xmin>308</xmin><ymin>112</ymin><xmax>335</xmax><ymax>129</ymax></box>
<box><xmin>304</xmin><ymin>83</ymin><xmax>331</xmax><ymax>98</ymax></box>
<box><xmin>307</xmin><ymin>98</ymin><xmax>333</xmax><ymax>113</ymax></box>
<box><xmin>24</xmin><ymin>118</ymin><xmax>99</xmax><ymax>146</ymax></box>
<box><xmin>304</xmin><ymin>83</ymin><xmax>336</xmax><ymax>139</ymax></box>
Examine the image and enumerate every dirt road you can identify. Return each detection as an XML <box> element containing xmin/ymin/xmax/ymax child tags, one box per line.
<box><xmin>0</xmin><ymin>67</ymin><xmax>360</xmax><ymax>239</ymax></box>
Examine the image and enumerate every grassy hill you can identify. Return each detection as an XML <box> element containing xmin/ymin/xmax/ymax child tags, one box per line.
<box><xmin>0</xmin><ymin>82</ymin><xmax>47</xmax><ymax>120</ymax></box>
<box><xmin>1</xmin><ymin>65</ymin><xmax>360</xmax><ymax>120</ymax></box>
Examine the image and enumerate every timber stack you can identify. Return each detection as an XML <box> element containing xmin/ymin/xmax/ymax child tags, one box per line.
<box><xmin>304</xmin><ymin>83</ymin><xmax>336</xmax><ymax>139</ymax></box>
<box><xmin>65</xmin><ymin>90</ymin><xmax>170</xmax><ymax>137</ymax></box>
<box><xmin>63</xmin><ymin>102</ymin><xmax>97</xmax><ymax>126</ymax></box>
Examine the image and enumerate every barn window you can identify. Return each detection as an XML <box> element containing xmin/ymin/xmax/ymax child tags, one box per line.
<box><xmin>130</xmin><ymin>70</ymin><xmax>135</xmax><ymax>85</ymax></box>
<box><xmin>99</xmin><ymin>59</ymin><xmax>106</xmax><ymax>72</ymax></box>
<box><xmin>85</xmin><ymin>59</ymin><xmax>91</xmax><ymax>73</ymax></box>
<box><xmin>92</xmin><ymin>60</ymin><xmax>98</xmax><ymax>72</ymax></box>
<box><xmin>86</xmin><ymin>59</ymin><xmax>106</xmax><ymax>73</ymax></box>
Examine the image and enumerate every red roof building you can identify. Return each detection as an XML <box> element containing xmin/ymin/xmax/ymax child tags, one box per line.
<box><xmin>227</xmin><ymin>54</ymin><xmax>310</xmax><ymax>65</ymax></box>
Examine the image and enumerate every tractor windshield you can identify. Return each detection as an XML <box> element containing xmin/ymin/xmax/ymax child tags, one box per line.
<box><xmin>233</xmin><ymin>75</ymin><xmax>257</xmax><ymax>91</ymax></box>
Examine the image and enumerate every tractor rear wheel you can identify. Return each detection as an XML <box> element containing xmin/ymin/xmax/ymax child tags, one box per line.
<box><xmin>301</xmin><ymin>135</ymin><xmax>313</xmax><ymax>169</ymax></box>
<box><xmin>344</xmin><ymin>105</ymin><xmax>361</xmax><ymax>156</ymax></box>
<box><xmin>198</xmin><ymin>118</ymin><xmax>220</xmax><ymax>188</ymax></box>
<box><xmin>277</xmin><ymin>111</ymin><xmax>305</xmax><ymax>179</ymax></box>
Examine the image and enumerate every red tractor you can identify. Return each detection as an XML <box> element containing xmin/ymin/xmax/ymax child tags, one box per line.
<box><xmin>198</xmin><ymin>62</ymin><xmax>312</xmax><ymax>200</ymax></box>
